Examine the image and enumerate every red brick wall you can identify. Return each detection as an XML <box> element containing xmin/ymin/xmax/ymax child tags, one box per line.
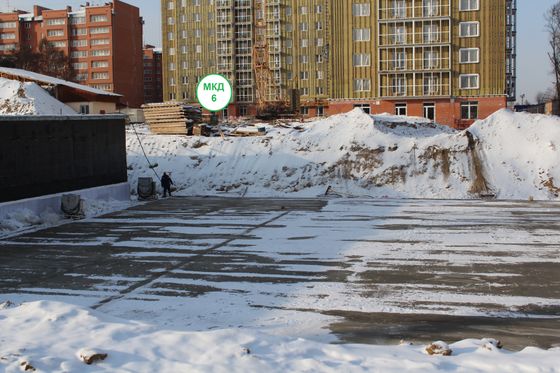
<box><xmin>111</xmin><ymin>0</ymin><xmax>144</xmax><ymax>108</ymax></box>
<box><xmin>325</xmin><ymin>97</ymin><xmax>507</xmax><ymax>129</ymax></box>
<box><xmin>143</xmin><ymin>47</ymin><xmax>163</xmax><ymax>104</ymax></box>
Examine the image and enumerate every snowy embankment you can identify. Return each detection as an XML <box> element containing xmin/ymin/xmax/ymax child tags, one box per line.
<box><xmin>127</xmin><ymin>109</ymin><xmax>560</xmax><ymax>200</ymax></box>
<box><xmin>0</xmin><ymin>301</ymin><xmax>558</xmax><ymax>373</ymax></box>
<box><xmin>0</xmin><ymin>77</ymin><xmax>76</xmax><ymax>116</ymax></box>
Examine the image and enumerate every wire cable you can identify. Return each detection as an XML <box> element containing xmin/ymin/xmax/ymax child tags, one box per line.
<box><xmin>130</xmin><ymin>122</ymin><xmax>160</xmax><ymax>181</ymax></box>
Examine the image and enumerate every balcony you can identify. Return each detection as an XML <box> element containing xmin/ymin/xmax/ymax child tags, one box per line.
<box><xmin>378</xmin><ymin>0</ymin><xmax>451</xmax><ymax>21</ymax></box>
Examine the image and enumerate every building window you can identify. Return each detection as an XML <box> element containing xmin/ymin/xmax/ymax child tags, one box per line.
<box><xmin>90</xmin><ymin>27</ymin><xmax>110</xmax><ymax>35</ymax></box>
<box><xmin>70</xmin><ymin>16</ymin><xmax>85</xmax><ymax>25</ymax></box>
<box><xmin>423</xmin><ymin>0</ymin><xmax>440</xmax><ymax>17</ymax></box>
<box><xmin>459</xmin><ymin>0</ymin><xmax>479</xmax><ymax>11</ymax></box>
<box><xmin>92</xmin><ymin>61</ymin><xmax>109</xmax><ymax>68</ymax></box>
<box><xmin>50</xmin><ymin>41</ymin><xmax>66</xmax><ymax>48</ymax></box>
<box><xmin>92</xmin><ymin>72</ymin><xmax>109</xmax><ymax>80</ymax></box>
<box><xmin>0</xmin><ymin>44</ymin><xmax>16</xmax><ymax>51</ymax></box>
<box><xmin>424</xmin><ymin>75</ymin><xmax>440</xmax><ymax>95</ymax></box>
<box><xmin>353</xmin><ymin>53</ymin><xmax>371</xmax><ymax>67</ymax></box>
<box><xmin>91</xmin><ymin>39</ymin><xmax>110</xmax><ymax>46</ymax></box>
<box><xmin>423</xmin><ymin>49</ymin><xmax>439</xmax><ymax>69</ymax></box>
<box><xmin>317</xmin><ymin>106</ymin><xmax>325</xmax><ymax>116</ymax></box>
<box><xmin>459</xmin><ymin>22</ymin><xmax>479</xmax><ymax>37</ymax></box>
<box><xmin>352</xmin><ymin>28</ymin><xmax>371</xmax><ymax>41</ymax></box>
<box><xmin>395</xmin><ymin>103</ymin><xmax>407</xmax><ymax>116</ymax></box>
<box><xmin>71</xmin><ymin>50</ymin><xmax>88</xmax><ymax>58</ymax></box>
<box><xmin>423</xmin><ymin>24</ymin><xmax>439</xmax><ymax>43</ymax></box>
<box><xmin>391</xmin><ymin>0</ymin><xmax>407</xmax><ymax>18</ymax></box>
<box><xmin>0</xmin><ymin>33</ymin><xmax>16</xmax><ymax>40</ymax></box>
<box><xmin>423</xmin><ymin>103</ymin><xmax>436</xmax><ymax>121</ymax></box>
<box><xmin>393</xmin><ymin>50</ymin><xmax>406</xmax><ymax>69</ymax></box>
<box><xmin>46</xmin><ymin>18</ymin><xmax>65</xmax><ymax>26</ymax></box>
<box><xmin>0</xmin><ymin>22</ymin><xmax>17</xmax><ymax>28</ymax></box>
<box><xmin>47</xmin><ymin>29</ymin><xmax>64</xmax><ymax>37</ymax></box>
<box><xmin>91</xmin><ymin>49</ymin><xmax>110</xmax><ymax>57</ymax></box>
<box><xmin>90</xmin><ymin>15</ymin><xmax>108</xmax><ymax>23</ymax></box>
<box><xmin>392</xmin><ymin>76</ymin><xmax>406</xmax><ymax>96</ymax></box>
<box><xmin>459</xmin><ymin>74</ymin><xmax>479</xmax><ymax>89</ymax></box>
<box><xmin>459</xmin><ymin>48</ymin><xmax>479</xmax><ymax>63</ymax></box>
<box><xmin>352</xmin><ymin>3</ymin><xmax>371</xmax><ymax>16</ymax></box>
<box><xmin>72</xmin><ymin>62</ymin><xmax>88</xmax><ymax>70</ymax></box>
<box><xmin>354</xmin><ymin>79</ymin><xmax>371</xmax><ymax>92</ymax></box>
<box><xmin>79</xmin><ymin>104</ymin><xmax>90</xmax><ymax>114</ymax></box>
<box><xmin>71</xmin><ymin>39</ymin><xmax>88</xmax><ymax>47</ymax></box>
<box><xmin>354</xmin><ymin>104</ymin><xmax>371</xmax><ymax>114</ymax></box>
<box><xmin>300</xmin><ymin>106</ymin><xmax>309</xmax><ymax>115</ymax></box>
<box><xmin>71</xmin><ymin>28</ymin><xmax>87</xmax><ymax>36</ymax></box>
<box><xmin>461</xmin><ymin>101</ymin><xmax>478</xmax><ymax>119</ymax></box>
<box><xmin>391</xmin><ymin>25</ymin><xmax>406</xmax><ymax>44</ymax></box>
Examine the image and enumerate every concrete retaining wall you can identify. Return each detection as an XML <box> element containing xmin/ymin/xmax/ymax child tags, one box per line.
<box><xmin>0</xmin><ymin>115</ymin><xmax>128</xmax><ymax>203</ymax></box>
<box><xmin>0</xmin><ymin>182</ymin><xmax>130</xmax><ymax>218</ymax></box>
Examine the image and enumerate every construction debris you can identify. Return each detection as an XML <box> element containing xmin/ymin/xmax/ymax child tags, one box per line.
<box><xmin>142</xmin><ymin>102</ymin><xmax>202</xmax><ymax>135</ymax></box>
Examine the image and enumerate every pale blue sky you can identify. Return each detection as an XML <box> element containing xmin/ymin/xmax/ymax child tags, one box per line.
<box><xmin>0</xmin><ymin>0</ymin><xmax>555</xmax><ymax>103</ymax></box>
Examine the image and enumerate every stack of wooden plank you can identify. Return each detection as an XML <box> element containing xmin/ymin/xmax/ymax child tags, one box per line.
<box><xmin>142</xmin><ymin>102</ymin><xmax>202</xmax><ymax>135</ymax></box>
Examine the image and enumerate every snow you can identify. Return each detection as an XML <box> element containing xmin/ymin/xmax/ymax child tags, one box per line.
<box><xmin>0</xmin><ymin>77</ymin><xmax>76</xmax><ymax>116</ymax></box>
<box><xmin>0</xmin><ymin>301</ymin><xmax>558</xmax><ymax>372</ymax></box>
<box><xmin>127</xmin><ymin>109</ymin><xmax>560</xmax><ymax>201</ymax></box>
<box><xmin>0</xmin><ymin>67</ymin><xmax>121</xmax><ymax>97</ymax></box>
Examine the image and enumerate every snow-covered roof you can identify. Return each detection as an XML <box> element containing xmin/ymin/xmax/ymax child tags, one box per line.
<box><xmin>0</xmin><ymin>67</ymin><xmax>122</xmax><ymax>98</ymax></box>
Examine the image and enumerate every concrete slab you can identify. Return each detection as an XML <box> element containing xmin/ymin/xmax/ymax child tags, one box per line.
<box><xmin>1</xmin><ymin>197</ymin><xmax>559</xmax><ymax>350</ymax></box>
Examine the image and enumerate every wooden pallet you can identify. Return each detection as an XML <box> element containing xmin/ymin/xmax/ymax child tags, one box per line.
<box><xmin>142</xmin><ymin>102</ymin><xmax>202</xmax><ymax>135</ymax></box>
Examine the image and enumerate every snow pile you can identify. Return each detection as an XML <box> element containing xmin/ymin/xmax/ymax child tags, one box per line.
<box><xmin>0</xmin><ymin>198</ymin><xmax>131</xmax><ymax>238</ymax></box>
<box><xmin>0</xmin><ymin>77</ymin><xmax>76</xmax><ymax>116</ymax></box>
<box><xmin>469</xmin><ymin>110</ymin><xmax>560</xmax><ymax>199</ymax></box>
<box><xmin>0</xmin><ymin>301</ymin><xmax>558</xmax><ymax>373</ymax></box>
<box><xmin>127</xmin><ymin>109</ymin><xmax>560</xmax><ymax>200</ymax></box>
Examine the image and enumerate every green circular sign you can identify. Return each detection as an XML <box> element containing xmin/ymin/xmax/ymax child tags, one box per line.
<box><xmin>196</xmin><ymin>74</ymin><xmax>233</xmax><ymax>112</ymax></box>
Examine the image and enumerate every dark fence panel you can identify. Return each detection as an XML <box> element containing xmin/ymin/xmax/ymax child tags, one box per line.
<box><xmin>0</xmin><ymin>115</ymin><xmax>128</xmax><ymax>203</ymax></box>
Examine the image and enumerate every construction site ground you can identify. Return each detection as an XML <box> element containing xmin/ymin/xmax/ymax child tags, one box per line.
<box><xmin>1</xmin><ymin>197</ymin><xmax>559</xmax><ymax>351</ymax></box>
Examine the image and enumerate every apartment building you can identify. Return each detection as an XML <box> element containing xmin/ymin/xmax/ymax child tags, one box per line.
<box><xmin>0</xmin><ymin>1</ymin><xmax>144</xmax><ymax>108</ymax></box>
<box><xmin>162</xmin><ymin>0</ymin><xmax>516</xmax><ymax>128</ymax></box>
<box><xmin>143</xmin><ymin>45</ymin><xmax>164</xmax><ymax>104</ymax></box>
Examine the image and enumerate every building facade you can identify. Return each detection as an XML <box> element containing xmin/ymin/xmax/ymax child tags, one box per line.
<box><xmin>0</xmin><ymin>1</ymin><xmax>144</xmax><ymax>108</ymax></box>
<box><xmin>162</xmin><ymin>0</ymin><xmax>516</xmax><ymax>128</ymax></box>
<box><xmin>143</xmin><ymin>45</ymin><xmax>164</xmax><ymax>104</ymax></box>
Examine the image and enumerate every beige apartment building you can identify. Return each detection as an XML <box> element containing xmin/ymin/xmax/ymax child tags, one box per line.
<box><xmin>162</xmin><ymin>0</ymin><xmax>516</xmax><ymax>128</ymax></box>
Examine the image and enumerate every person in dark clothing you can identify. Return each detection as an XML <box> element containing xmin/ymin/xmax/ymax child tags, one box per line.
<box><xmin>161</xmin><ymin>172</ymin><xmax>174</xmax><ymax>197</ymax></box>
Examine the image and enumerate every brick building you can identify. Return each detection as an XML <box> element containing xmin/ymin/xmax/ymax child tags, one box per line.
<box><xmin>162</xmin><ymin>0</ymin><xmax>516</xmax><ymax>128</ymax></box>
<box><xmin>143</xmin><ymin>44</ymin><xmax>163</xmax><ymax>104</ymax></box>
<box><xmin>0</xmin><ymin>0</ymin><xmax>144</xmax><ymax>108</ymax></box>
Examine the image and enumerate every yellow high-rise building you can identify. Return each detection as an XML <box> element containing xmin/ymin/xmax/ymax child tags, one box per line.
<box><xmin>162</xmin><ymin>0</ymin><xmax>516</xmax><ymax>128</ymax></box>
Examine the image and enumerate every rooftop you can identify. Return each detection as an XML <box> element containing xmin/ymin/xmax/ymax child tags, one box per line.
<box><xmin>0</xmin><ymin>67</ymin><xmax>122</xmax><ymax>98</ymax></box>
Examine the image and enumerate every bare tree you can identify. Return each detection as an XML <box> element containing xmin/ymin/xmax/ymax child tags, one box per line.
<box><xmin>546</xmin><ymin>2</ymin><xmax>560</xmax><ymax>101</ymax></box>
<box><xmin>12</xmin><ymin>45</ymin><xmax>37</xmax><ymax>71</ymax></box>
<box><xmin>536</xmin><ymin>87</ymin><xmax>556</xmax><ymax>104</ymax></box>
<box><xmin>10</xmin><ymin>39</ymin><xmax>75</xmax><ymax>81</ymax></box>
<box><xmin>36</xmin><ymin>39</ymin><xmax>75</xmax><ymax>81</ymax></box>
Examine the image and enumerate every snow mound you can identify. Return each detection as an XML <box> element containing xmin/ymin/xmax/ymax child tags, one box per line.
<box><xmin>127</xmin><ymin>109</ymin><xmax>560</xmax><ymax>200</ymax></box>
<box><xmin>469</xmin><ymin>110</ymin><xmax>560</xmax><ymax>199</ymax></box>
<box><xmin>0</xmin><ymin>301</ymin><xmax>558</xmax><ymax>372</ymax></box>
<box><xmin>0</xmin><ymin>77</ymin><xmax>76</xmax><ymax>116</ymax></box>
